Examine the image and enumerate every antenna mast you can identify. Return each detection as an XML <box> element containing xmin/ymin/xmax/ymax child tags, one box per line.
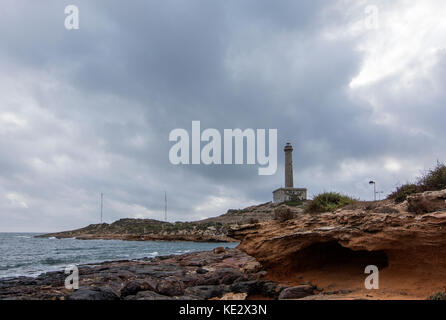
<box><xmin>164</xmin><ymin>191</ymin><xmax>167</xmax><ymax>222</ymax></box>
<box><xmin>100</xmin><ymin>193</ymin><xmax>103</xmax><ymax>223</ymax></box>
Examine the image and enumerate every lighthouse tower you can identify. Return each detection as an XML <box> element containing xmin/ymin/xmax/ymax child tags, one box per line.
<box><xmin>272</xmin><ymin>143</ymin><xmax>307</xmax><ymax>203</ymax></box>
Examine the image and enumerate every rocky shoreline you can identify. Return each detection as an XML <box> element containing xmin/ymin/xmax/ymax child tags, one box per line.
<box><xmin>5</xmin><ymin>190</ymin><xmax>446</xmax><ymax>300</ymax></box>
<box><xmin>0</xmin><ymin>248</ymin><xmax>316</xmax><ymax>300</ymax></box>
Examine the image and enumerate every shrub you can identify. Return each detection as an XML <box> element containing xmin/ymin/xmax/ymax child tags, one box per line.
<box><xmin>428</xmin><ymin>292</ymin><xmax>446</xmax><ymax>300</ymax></box>
<box><xmin>305</xmin><ymin>192</ymin><xmax>355</xmax><ymax>213</ymax></box>
<box><xmin>388</xmin><ymin>162</ymin><xmax>446</xmax><ymax>203</ymax></box>
<box><xmin>417</xmin><ymin>162</ymin><xmax>446</xmax><ymax>192</ymax></box>
<box><xmin>274</xmin><ymin>207</ymin><xmax>295</xmax><ymax>222</ymax></box>
<box><xmin>248</xmin><ymin>218</ymin><xmax>259</xmax><ymax>224</ymax></box>
<box><xmin>388</xmin><ymin>184</ymin><xmax>420</xmax><ymax>203</ymax></box>
<box><xmin>284</xmin><ymin>199</ymin><xmax>303</xmax><ymax>207</ymax></box>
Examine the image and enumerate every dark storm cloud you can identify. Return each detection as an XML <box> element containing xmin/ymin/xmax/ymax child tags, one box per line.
<box><xmin>0</xmin><ymin>0</ymin><xmax>445</xmax><ymax>231</ymax></box>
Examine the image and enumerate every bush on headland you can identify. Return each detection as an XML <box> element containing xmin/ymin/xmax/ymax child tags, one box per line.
<box><xmin>305</xmin><ymin>192</ymin><xmax>355</xmax><ymax>213</ymax></box>
<box><xmin>274</xmin><ymin>207</ymin><xmax>295</xmax><ymax>222</ymax></box>
<box><xmin>388</xmin><ymin>162</ymin><xmax>446</xmax><ymax>203</ymax></box>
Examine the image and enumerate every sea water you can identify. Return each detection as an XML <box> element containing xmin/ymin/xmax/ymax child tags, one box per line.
<box><xmin>0</xmin><ymin>233</ymin><xmax>237</xmax><ymax>278</ymax></box>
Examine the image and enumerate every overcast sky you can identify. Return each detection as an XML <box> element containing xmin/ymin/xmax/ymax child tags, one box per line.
<box><xmin>1</xmin><ymin>0</ymin><xmax>446</xmax><ymax>232</ymax></box>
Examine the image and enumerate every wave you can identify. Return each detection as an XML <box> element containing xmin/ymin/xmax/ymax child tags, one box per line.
<box><xmin>40</xmin><ymin>257</ymin><xmax>71</xmax><ymax>265</ymax></box>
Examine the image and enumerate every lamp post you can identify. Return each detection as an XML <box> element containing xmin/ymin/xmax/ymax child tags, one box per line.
<box><xmin>369</xmin><ymin>181</ymin><xmax>376</xmax><ymax>201</ymax></box>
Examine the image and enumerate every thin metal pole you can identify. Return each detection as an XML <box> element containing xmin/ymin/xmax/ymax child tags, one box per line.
<box><xmin>101</xmin><ymin>193</ymin><xmax>103</xmax><ymax>223</ymax></box>
<box><xmin>164</xmin><ymin>191</ymin><xmax>167</xmax><ymax>222</ymax></box>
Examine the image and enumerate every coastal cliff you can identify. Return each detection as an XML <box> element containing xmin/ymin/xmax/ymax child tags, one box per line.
<box><xmin>229</xmin><ymin>189</ymin><xmax>446</xmax><ymax>299</ymax></box>
<box><xmin>38</xmin><ymin>201</ymin><xmax>300</xmax><ymax>242</ymax></box>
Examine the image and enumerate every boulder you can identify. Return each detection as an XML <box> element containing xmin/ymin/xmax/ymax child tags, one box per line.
<box><xmin>184</xmin><ymin>285</ymin><xmax>230</xmax><ymax>299</ymax></box>
<box><xmin>120</xmin><ymin>279</ymin><xmax>158</xmax><ymax>297</ymax></box>
<box><xmin>213</xmin><ymin>247</ymin><xmax>225</xmax><ymax>254</ymax></box>
<box><xmin>156</xmin><ymin>277</ymin><xmax>184</xmax><ymax>296</ymax></box>
<box><xmin>278</xmin><ymin>285</ymin><xmax>314</xmax><ymax>300</ymax></box>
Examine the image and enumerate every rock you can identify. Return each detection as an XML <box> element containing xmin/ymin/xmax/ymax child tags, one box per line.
<box><xmin>184</xmin><ymin>285</ymin><xmax>230</xmax><ymax>299</ymax></box>
<box><xmin>218</xmin><ymin>292</ymin><xmax>247</xmax><ymax>300</ymax></box>
<box><xmin>229</xmin><ymin>191</ymin><xmax>446</xmax><ymax>279</ymax></box>
<box><xmin>0</xmin><ymin>247</ymin><xmax>278</xmax><ymax>301</ymax></box>
<box><xmin>213</xmin><ymin>247</ymin><xmax>225</xmax><ymax>254</ymax></box>
<box><xmin>241</xmin><ymin>261</ymin><xmax>263</xmax><ymax>274</ymax></box>
<box><xmin>66</xmin><ymin>287</ymin><xmax>119</xmax><ymax>300</ymax></box>
<box><xmin>230</xmin><ymin>280</ymin><xmax>286</xmax><ymax>299</ymax></box>
<box><xmin>120</xmin><ymin>279</ymin><xmax>158</xmax><ymax>297</ymax></box>
<box><xmin>278</xmin><ymin>285</ymin><xmax>314</xmax><ymax>300</ymax></box>
<box><xmin>156</xmin><ymin>278</ymin><xmax>184</xmax><ymax>296</ymax></box>
<box><xmin>407</xmin><ymin>190</ymin><xmax>446</xmax><ymax>214</ymax></box>
<box><xmin>134</xmin><ymin>290</ymin><xmax>173</xmax><ymax>300</ymax></box>
<box><xmin>200</xmin><ymin>268</ymin><xmax>245</xmax><ymax>285</ymax></box>
<box><xmin>230</xmin><ymin>280</ymin><xmax>260</xmax><ymax>295</ymax></box>
<box><xmin>196</xmin><ymin>268</ymin><xmax>208</xmax><ymax>274</ymax></box>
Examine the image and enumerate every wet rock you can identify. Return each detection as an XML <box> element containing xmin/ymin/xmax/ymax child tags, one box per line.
<box><xmin>0</xmin><ymin>248</ymin><xmax>276</xmax><ymax>301</ymax></box>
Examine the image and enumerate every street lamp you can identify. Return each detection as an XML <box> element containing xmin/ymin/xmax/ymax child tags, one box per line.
<box><xmin>369</xmin><ymin>181</ymin><xmax>376</xmax><ymax>201</ymax></box>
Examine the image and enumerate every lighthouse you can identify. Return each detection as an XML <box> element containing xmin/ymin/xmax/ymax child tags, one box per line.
<box><xmin>272</xmin><ymin>143</ymin><xmax>307</xmax><ymax>203</ymax></box>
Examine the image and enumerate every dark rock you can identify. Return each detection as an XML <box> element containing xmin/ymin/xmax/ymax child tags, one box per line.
<box><xmin>196</xmin><ymin>268</ymin><xmax>208</xmax><ymax>274</ymax></box>
<box><xmin>134</xmin><ymin>290</ymin><xmax>172</xmax><ymax>300</ymax></box>
<box><xmin>66</xmin><ymin>287</ymin><xmax>119</xmax><ymax>300</ymax></box>
<box><xmin>120</xmin><ymin>279</ymin><xmax>158</xmax><ymax>297</ymax></box>
<box><xmin>200</xmin><ymin>268</ymin><xmax>245</xmax><ymax>285</ymax></box>
<box><xmin>230</xmin><ymin>280</ymin><xmax>260</xmax><ymax>295</ymax></box>
<box><xmin>156</xmin><ymin>278</ymin><xmax>184</xmax><ymax>296</ymax></box>
<box><xmin>230</xmin><ymin>280</ymin><xmax>286</xmax><ymax>299</ymax></box>
<box><xmin>184</xmin><ymin>285</ymin><xmax>230</xmax><ymax>299</ymax></box>
<box><xmin>278</xmin><ymin>285</ymin><xmax>314</xmax><ymax>300</ymax></box>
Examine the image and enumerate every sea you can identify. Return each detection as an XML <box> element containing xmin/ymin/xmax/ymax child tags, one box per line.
<box><xmin>0</xmin><ymin>233</ymin><xmax>238</xmax><ymax>279</ymax></box>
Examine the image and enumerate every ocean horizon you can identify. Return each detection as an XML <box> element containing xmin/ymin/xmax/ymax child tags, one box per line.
<box><xmin>0</xmin><ymin>232</ymin><xmax>238</xmax><ymax>279</ymax></box>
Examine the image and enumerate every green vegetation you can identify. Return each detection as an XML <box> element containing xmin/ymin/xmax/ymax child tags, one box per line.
<box><xmin>82</xmin><ymin>219</ymin><xmax>226</xmax><ymax>235</ymax></box>
<box><xmin>388</xmin><ymin>184</ymin><xmax>419</xmax><ymax>204</ymax></box>
<box><xmin>284</xmin><ymin>199</ymin><xmax>303</xmax><ymax>207</ymax></box>
<box><xmin>428</xmin><ymin>292</ymin><xmax>446</xmax><ymax>300</ymax></box>
<box><xmin>388</xmin><ymin>162</ymin><xmax>446</xmax><ymax>203</ymax></box>
<box><xmin>305</xmin><ymin>192</ymin><xmax>355</xmax><ymax>213</ymax></box>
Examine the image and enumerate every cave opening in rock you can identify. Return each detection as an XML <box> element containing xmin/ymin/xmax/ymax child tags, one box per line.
<box><xmin>288</xmin><ymin>241</ymin><xmax>388</xmax><ymax>273</ymax></box>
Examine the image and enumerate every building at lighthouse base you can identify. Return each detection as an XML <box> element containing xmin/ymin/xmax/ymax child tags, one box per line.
<box><xmin>273</xmin><ymin>187</ymin><xmax>307</xmax><ymax>203</ymax></box>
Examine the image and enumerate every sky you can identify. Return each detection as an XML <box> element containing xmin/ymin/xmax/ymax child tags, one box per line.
<box><xmin>1</xmin><ymin>0</ymin><xmax>446</xmax><ymax>232</ymax></box>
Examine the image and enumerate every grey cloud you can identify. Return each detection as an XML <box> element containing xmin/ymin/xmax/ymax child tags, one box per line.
<box><xmin>0</xmin><ymin>0</ymin><xmax>445</xmax><ymax>231</ymax></box>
